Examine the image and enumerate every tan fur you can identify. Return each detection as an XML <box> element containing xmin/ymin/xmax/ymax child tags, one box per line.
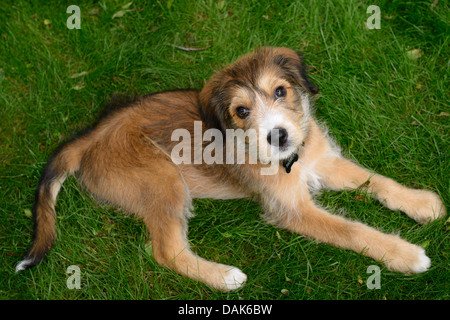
<box><xmin>18</xmin><ymin>47</ymin><xmax>446</xmax><ymax>290</ymax></box>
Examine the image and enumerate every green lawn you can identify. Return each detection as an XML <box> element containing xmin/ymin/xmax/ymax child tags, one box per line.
<box><xmin>0</xmin><ymin>0</ymin><xmax>448</xmax><ymax>300</ymax></box>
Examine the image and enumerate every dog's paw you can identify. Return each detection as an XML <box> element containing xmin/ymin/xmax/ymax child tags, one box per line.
<box><xmin>384</xmin><ymin>243</ymin><xmax>431</xmax><ymax>274</ymax></box>
<box><xmin>404</xmin><ymin>189</ymin><xmax>446</xmax><ymax>224</ymax></box>
<box><xmin>409</xmin><ymin>249</ymin><xmax>431</xmax><ymax>273</ymax></box>
<box><xmin>222</xmin><ymin>267</ymin><xmax>247</xmax><ymax>291</ymax></box>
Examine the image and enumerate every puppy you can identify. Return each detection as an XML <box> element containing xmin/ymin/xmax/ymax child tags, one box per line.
<box><xmin>16</xmin><ymin>47</ymin><xmax>446</xmax><ymax>291</ymax></box>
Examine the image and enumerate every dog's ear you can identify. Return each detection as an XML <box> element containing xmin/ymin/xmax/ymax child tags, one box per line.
<box><xmin>199</xmin><ymin>72</ymin><xmax>230</xmax><ymax>133</ymax></box>
<box><xmin>271</xmin><ymin>47</ymin><xmax>319</xmax><ymax>95</ymax></box>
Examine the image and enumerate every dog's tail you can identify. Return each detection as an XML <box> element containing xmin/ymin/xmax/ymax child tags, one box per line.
<box><xmin>16</xmin><ymin>137</ymin><xmax>89</xmax><ymax>272</ymax></box>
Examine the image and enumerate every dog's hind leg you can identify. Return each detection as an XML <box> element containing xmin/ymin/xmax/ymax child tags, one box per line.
<box><xmin>139</xmin><ymin>171</ymin><xmax>247</xmax><ymax>292</ymax></box>
<box><xmin>145</xmin><ymin>206</ymin><xmax>247</xmax><ymax>292</ymax></box>
<box><xmin>315</xmin><ymin>156</ymin><xmax>446</xmax><ymax>225</ymax></box>
<box><xmin>130</xmin><ymin>163</ymin><xmax>246</xmax><ymax>292</ymax></box>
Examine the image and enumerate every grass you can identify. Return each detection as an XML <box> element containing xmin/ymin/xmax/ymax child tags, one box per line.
<box><xmin>0</xmin><ymin>0</ymin><xmax>448</xmax><ymax>300</ymax></box>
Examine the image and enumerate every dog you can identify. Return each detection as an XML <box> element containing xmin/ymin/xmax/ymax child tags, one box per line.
<box><xmin>16</xmin><ymin>47</ymin><xmax>446</xmax><ymax>291</ymax></box>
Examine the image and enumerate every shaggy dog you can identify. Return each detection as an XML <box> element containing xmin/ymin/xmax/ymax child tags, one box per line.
<box><xmin>16</xmin><ymin>47</ymin><xmax>446</xmax><ymax>291</ymax></box>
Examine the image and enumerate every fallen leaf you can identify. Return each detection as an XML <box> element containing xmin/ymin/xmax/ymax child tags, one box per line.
<box><xmin>439</xmin><ymin>112</ymin><xmax>449</xmax><ymax>117</ymax></box>
<box><xmin>122</xmin><ymin>1</ymin><xmax>133</xmax><ymax>9</ymax></box>
<box><xmin>44</xmin><ymin>19</ymin><xmax>51</xmax><ymax>25</ymax></box>
<box><xmin>24</xmin><ymin>209</ymin><xmax>32</xmax><ymax>218</ymax></box>
<box><xmin>70</xmin><ymin>71</ymin><xmax>89</xmax><ymax>79</ymax></box>
<box><xmin>407</xmin><ymin>48</ymin><xmax>424</xmax><ymax>60</ymax></box>
<box><xmin>281</xmin><ymin>289</ymin><xmax>289</xmax><ymax>296</ymax></box>
<box><xmin>112</xmin><ymin>10</ymin><xmax>129</xmax><ymax>19</ymax></box>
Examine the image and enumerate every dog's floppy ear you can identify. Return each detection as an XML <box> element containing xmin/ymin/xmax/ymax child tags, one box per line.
<box><xmin>199</xmin><ymin>71</ymin><xmax>231</xmax><ymax>133</ymax></box>
<box><xmin>271</xmin><ymin>47</ymin><xmax>319</xmax><ymax>95</ymax></box>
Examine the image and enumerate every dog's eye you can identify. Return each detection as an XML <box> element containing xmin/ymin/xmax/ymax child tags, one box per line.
<box><xmin>235</xmin><ymin>106</ymin><xmax>250</xmax><ymax>119</ymax></box>
<box><xmin>274</xmin><ymin>86</ymin><xmax>286</xmax><ymax>99</ymax></box>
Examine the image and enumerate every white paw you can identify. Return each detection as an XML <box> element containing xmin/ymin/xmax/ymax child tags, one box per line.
<box><xmin>222</xmin><ymin>267</ymin><xmax>247</xmax><ymax>291</ymax></box>
<box><xmin>410</xmin><ymin>248</ymin><xmax>431</xmax><ymax>273</ymax></box>
<box><xmin>384</xmin><ymin>241</ymin><xmax>432</xmax><ymax>274</ymax></box>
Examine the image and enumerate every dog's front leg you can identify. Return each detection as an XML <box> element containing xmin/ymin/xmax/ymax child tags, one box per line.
<box><xmin>266</xmin><ymin>197</ymin><xmax>431</xmax><ymax>274</ymax></box>
<box><xmin>315</xmin><ymin>156</ymin><xmax>446</xmax><ymax>224</ymax></box>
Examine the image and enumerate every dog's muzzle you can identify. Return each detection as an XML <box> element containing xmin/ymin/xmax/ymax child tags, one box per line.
<box><xmin>267</xmin><ymin>127</ymin><xmax>288</xmax><ymax>149</ymax></box>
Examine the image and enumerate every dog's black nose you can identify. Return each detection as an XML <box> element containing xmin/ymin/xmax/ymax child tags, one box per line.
<box><xmin>267</xmin><ymin>127</ymin><xmax>288</xmax><ymax>147</ymax></box>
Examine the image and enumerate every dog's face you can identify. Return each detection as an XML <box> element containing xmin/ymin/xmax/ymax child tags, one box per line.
<box><xmin>200</xmin><ymin>47</ymin><xmax>318</xmax><ymax>165</ymax></box>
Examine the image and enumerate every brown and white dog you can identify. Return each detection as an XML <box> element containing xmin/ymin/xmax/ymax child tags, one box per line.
<box><xmin>16</xmin><ymin>47</ymin><xmax>446</xmax><ymax>291</ymax></box>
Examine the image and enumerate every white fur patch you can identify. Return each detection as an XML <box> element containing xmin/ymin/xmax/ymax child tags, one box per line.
<box><xmin>258</xmin><ymin>110</ymin><xmax>298</xmax><ymax>161</ymax></box>
<box><xmin>222</xmin><ymin>267</ymin><xmax>247</xmax><ymax>291</ymax></box>
<box><xmin>50</xmin><ymin>177</ymin><xmax>66</xmax><ymax>202</ymax></box>
<box><xmin>259</xmin><ymin>110</ymin><xmax>287</xmax><ymax>133</ymax></box>
<box><xmin>300</xmin><ymin>93</ymin><xmax>311</xmax><ymax>121</ymax></box>
<box><xmin>299</xmin><ymin>160</ymin><xmax>323</xmax><ymax>191</ymax></box>
<box><xmin>15</xmin><ymin>258</ymin><xmax>32</xmax><ymax>273</ymax></box>
<box><xmin>410</xmin><ymin>249</ymin><xmax>431</xmax><ymax>273</ymax></box>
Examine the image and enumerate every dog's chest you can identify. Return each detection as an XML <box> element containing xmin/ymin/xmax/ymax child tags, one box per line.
<box><xmin>297</xmin><ymin>160</ymin><xmax>322</xmax><ymax>191</ymax></box>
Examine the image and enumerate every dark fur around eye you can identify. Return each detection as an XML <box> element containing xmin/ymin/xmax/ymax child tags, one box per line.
<box><xmin>274</xmin><ymin>86</ymin><xmax>286</xmax><ymax>99</ymax></box>
<box><xmin>235</xmin><ymin>106</ymin><xmax>250</xmax><ymax>119</ymax></box>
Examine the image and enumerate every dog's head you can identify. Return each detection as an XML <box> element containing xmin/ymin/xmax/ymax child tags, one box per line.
<box><xmin>199</xmin><ymin>47</ymin><xmax>318</xmax><ymax>166</ymax></box>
